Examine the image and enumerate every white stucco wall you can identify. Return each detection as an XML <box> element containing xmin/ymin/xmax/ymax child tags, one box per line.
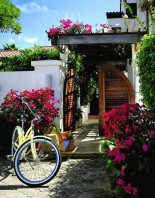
<box><xmin>0</xmin><ymin>60</ymin><xmax>67</xmax><ymax>131</ymax></box>
<box><xmin>0</xmin><ymin>71</ymin><xmax>35</xmax><ymax>104</ymax></box>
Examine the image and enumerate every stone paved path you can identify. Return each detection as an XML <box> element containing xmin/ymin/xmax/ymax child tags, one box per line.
<box><xmin>0</xmin><ymin>156</ymin><xmax>113</xmax><ymax>198</ymax></box>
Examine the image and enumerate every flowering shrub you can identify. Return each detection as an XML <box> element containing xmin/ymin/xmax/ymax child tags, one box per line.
<box><xmin>47</xmin><ymin>19</ymin><xmax>113</xmax><ymax>38</ymax></box>
<box><xmin>48</xmin><ymin>19</ymin><xmax>92</xmax><ymax>36</ymax></box>
<box><xmin>101</xmin><ymin>103</ymin><xmax>155</xmax><ymax>197</ymax></box>
<box><xmin>0</xmin><ymin>88</ymin><xmax>60</xmax><ymax>133</ymax></box>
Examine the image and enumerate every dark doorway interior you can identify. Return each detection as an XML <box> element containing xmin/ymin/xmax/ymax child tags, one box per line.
<box><xmin>89</xmin><ymin>89</ymin><xmax>99</xmax><ymax>116</ymax></box>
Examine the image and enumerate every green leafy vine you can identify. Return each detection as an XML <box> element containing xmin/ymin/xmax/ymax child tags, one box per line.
<box><xmin>68</xmin><ymin>51</ymin><xmax>98</xmax><ymax>106</ymax></box>
<box><xmin>136</xmin><ymin>30</ymin><xmax>155</xmax><ymax>111</ymax></box>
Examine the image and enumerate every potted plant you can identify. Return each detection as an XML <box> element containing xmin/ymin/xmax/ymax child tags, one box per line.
<box><xmin>139</xmin><ymin>0</ymin><xmax>151</xmax><ymax>11</ymax></box>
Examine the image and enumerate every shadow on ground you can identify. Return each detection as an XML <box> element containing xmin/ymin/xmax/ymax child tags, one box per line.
<box><xmin>0</xmin><ymin>157</ymin><xmax>13</xmax><ymax>182</ymax></box>
<box><xmin>48</xmin><ymin>157</ymin><xmax>113</xmax><ymax>198</ymax></box>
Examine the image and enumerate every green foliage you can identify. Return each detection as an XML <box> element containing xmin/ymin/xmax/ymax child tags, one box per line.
<box><xmin>68</xmin><ymin>51</ymin><xmax>98</xmax><ymax>106</ymax></box>
<box><xmin>138</xmin><ymin>0</ymin><xmax>155</xmax><ymax>24</ymax></box>
<box><xmin>68</xmin><ymin>51</ymin><xmax>85</xmax><ymax>91</ymax></box>
<box><xmin>3</xmin><ymin>43</ymin><xmax>19</xmax><ymax>50</ymax></box>
<box><xmin>0</xmin><ymin>0</ymin><xmax>22</xmax><ymax>34</ymax></box>
<box><xmin>124</xmin><ymin>2</ymin><xmax>147</xmax><ymax>30</ymax></box>
<box><xmin>2</xmin><ymin>47</ymin><xmax>60</xmax><ymax>71</ymax></box>
<box><xmin>150</xmin><ymin>4</ymin><xmax>155</xmax><ymax>23</ymax></box>
<box><xmin>136</xmin><ymin>30</ymin><xmax>155</xmax><ymax>111</ymax></box>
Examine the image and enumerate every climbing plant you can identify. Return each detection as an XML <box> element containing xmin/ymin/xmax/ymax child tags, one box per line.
<box><xmin>136</xmin><ymin>30</ymin><xmax>155</xmax><ymax>111</ymax></box>
<box><xmin>68</xmin><ymin>51</ymin><xmax>98</xmax><ymax>106</ymax></box>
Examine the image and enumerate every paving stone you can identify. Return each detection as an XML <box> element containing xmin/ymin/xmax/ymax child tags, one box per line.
<box><xmin>0</xmin><ymin>157</ymin><xmax>113</xmax><ymax>198</ymax></box>
<box><xmin>0</xmin><ymin>120</ymin><xmax>113</xmax><ymax>198</ymax></box>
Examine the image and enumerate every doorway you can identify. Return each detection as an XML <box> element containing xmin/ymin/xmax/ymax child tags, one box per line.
<box><xmin>99</xmin><ymin>63</ymin><xmax>135</xmax><ymax>135</ymax></box>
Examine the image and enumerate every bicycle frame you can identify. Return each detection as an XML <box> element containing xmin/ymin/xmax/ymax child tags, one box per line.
<box><xmin>11</xmin><ymin>96</ymin><xmax>52</xmax><ymax>161</ymax></box>
<box><xmin>12</xmin><ymin>122</ymin><xmax>38</xmax><ymax>161</ymax></box>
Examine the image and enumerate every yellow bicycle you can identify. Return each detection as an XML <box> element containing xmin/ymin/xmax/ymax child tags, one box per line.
<box><xmin>10</xmin><ymin>97</ymin><xmax>61</xmax><ymax>187</ymax></box>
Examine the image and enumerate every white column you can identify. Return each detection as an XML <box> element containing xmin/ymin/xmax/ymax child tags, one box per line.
<box><xmin>131</xmin><ymin>44</ymin><xmax>143</xmax><ymax>104</ymax></box>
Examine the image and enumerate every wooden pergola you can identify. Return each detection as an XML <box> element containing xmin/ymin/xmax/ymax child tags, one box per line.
<box><xmin>50</xmin><ymin>32</ymin><xmax>146</xmax><ymax>45</ymax></box>
<box><xmin>49</xmin><ymin>31</ymin><xmax>147</xmax><ymax>134</ymax></box>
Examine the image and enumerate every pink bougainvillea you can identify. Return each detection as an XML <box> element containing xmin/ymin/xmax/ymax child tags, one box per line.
<box><xmin>48</xmin><ymin>19</ymin><xmax>93</xmax><ymax>36</ymax></box>
<box><xmin>47</xmin><ymin>19</ymin><xmax>114</xmax><ymax>37</ymax></box>
<box><xmin>102</xmin><ymin>103</ymin><xmax>155</xmax><ymax>197</ymax></box>
<box><xmin>0</xmin><ymin>88</ymin><xmax>60</xmax><ymax>133</ymax></box>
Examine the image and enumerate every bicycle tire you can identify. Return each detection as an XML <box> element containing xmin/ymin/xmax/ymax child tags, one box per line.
<box><xmin>14</xmin><ymin>136</ymin><xmax>61</xmax><ymax>186</ymax></box>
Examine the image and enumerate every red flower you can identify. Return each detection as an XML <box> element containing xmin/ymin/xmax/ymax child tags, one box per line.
<box><xmin>1</xmin><ymin>88</ymin><xmax>60</xmax><ymax>133</ymax></box>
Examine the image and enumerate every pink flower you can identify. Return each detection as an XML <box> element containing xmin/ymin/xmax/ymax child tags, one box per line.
<box><xmin>108</xmin><ymin>147</ymin><xmax>120</xmax><ymax>156</ymax></box>
<box><xmin>133</xmin><ymin>125</ymin><xmax>139</xmax><ymax>132</ymax></box>
<box><xmin>150</xmin><ymin>130</ymin><xmax>155</xmax><ymax>139</ymax></box>
<box><xmin>124</xmin><ymin>183</ymin><xmax>138</xmax><ymax>196</ymax></box>
<box><xmin>124</xmin><ymin>183</ymin><xmax>132</xmax><ymax>194</ymax></box>
<box><xmin>73</xmin><ymin>24</ymin><xmax>81</xmax><ymax>29</ymax></box>
<box><xmin>116</xmin><ymin>178</ymin><xmax>125</xmax><ymax>187</ymax></box>
<box><xmin>100</xmin><ymin>24</ymin><xmax>108</xmax><ymax>28</ymax></box>
<box><xmin>132</xmin><ymin>187</ymin><xmax>138</xmax><ymax>196</ymax></box>
<box><xmin>125</xmin><ymin>124</ymin><xmax>132</xmax><ymax>133</ymax></box>
<box><xmin>82</xmin><ymin>24</ymin><xmax>92</xmax><ymax>34</ymax></box>
<box><xmin>60</xmin><ymin>19</ymin><xmax>72</xmax><ymax>30</ymax></box>
<box><xmin>108</xmin><ymin>147</ymin><xmax>125</xmax><ymax>163</ymax></box>
<box><xmin>123</xmin><ymin>136</ymin><xmax>134</xmax><ymax>149</ymax></box>
<box><xmin>142</xmin><ymin>143</ymin><xmax>149</xmax><ymax>152</ymax></box>
<box><xmin>49</xmin><ymin>27</ymin><xmax>61</xmax><ymax>35</ymax></box>
<box><xmin>114</xmin><ymin>152</ymin><xmax>126</xmax><ymax>163</ymax></box>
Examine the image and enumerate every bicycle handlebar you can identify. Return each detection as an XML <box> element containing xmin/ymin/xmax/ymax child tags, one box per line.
<box><xmin>15</xmin><ymin>97</ymin><xmax>41</xmax><ymax>121</ymax></box>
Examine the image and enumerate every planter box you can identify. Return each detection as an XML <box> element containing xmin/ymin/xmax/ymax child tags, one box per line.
<box><xmin>61</xmin><ymin>139</ymin><xmax>75</xmax><ymax>152</ymax></box>
<box><xmin>50</xmin><ymin>32</ymin><xmax>147</xmax><ymax>45</ymax></box>
<box><xmin>44</xmin><ymin>134</ymin><xmax>57</xmax><ymax>152</ymax></box>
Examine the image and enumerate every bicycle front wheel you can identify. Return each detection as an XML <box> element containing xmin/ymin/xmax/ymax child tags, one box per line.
<box><xmin>14</xmin><ymin>137</ymin><xmax>61</xmax><ymax>186</ymax></box>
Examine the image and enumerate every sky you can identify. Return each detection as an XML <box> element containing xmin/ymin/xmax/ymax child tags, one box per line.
<box><xmin>0</xmin><ymin>0</ymin><xmax>120</xmax><ymax>49</ymax></box>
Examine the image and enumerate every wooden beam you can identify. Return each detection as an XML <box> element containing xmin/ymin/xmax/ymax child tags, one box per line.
<box><xmin>51</xmin><ymin>32</ymin><xmax>146</xmax><ymax>45</ymax></box>
<box><xmin>99</xmin><ymin>64</ymin><xmax>105</xmax><ymax>136</ymax></box>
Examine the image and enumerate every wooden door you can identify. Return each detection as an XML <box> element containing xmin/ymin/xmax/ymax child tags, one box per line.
<box><xmin>63</xmin><ymin>69</ymin><xmax>76</xmax><ymax>131</ymax></box>
<box><xmin>99</xmin><ymin>63</ymin><xmax>135</xmax><ymax>135</ymax></box>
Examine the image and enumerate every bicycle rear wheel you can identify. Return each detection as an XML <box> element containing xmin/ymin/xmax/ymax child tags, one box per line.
<box><xmin>14</xmin><ymin>137</ymin><xmax>61</xmax><ymax>186</ymax></box>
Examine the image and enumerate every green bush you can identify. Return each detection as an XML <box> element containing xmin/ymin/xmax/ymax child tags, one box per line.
<box><xmin>136</xmin><ymin>30</ymin><xmax>155</xmax><ymax>111</ymax></box>
<box><xmin>2</xmin><ymin>47</ymin><xmax>60</xmax><ymax>71</ymax></box>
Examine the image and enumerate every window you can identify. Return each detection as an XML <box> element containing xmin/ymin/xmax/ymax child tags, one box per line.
<box><xmin>126</xmin><ymin>3</ymin><xmax>137</xmax><ymax>18</ymax></box>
